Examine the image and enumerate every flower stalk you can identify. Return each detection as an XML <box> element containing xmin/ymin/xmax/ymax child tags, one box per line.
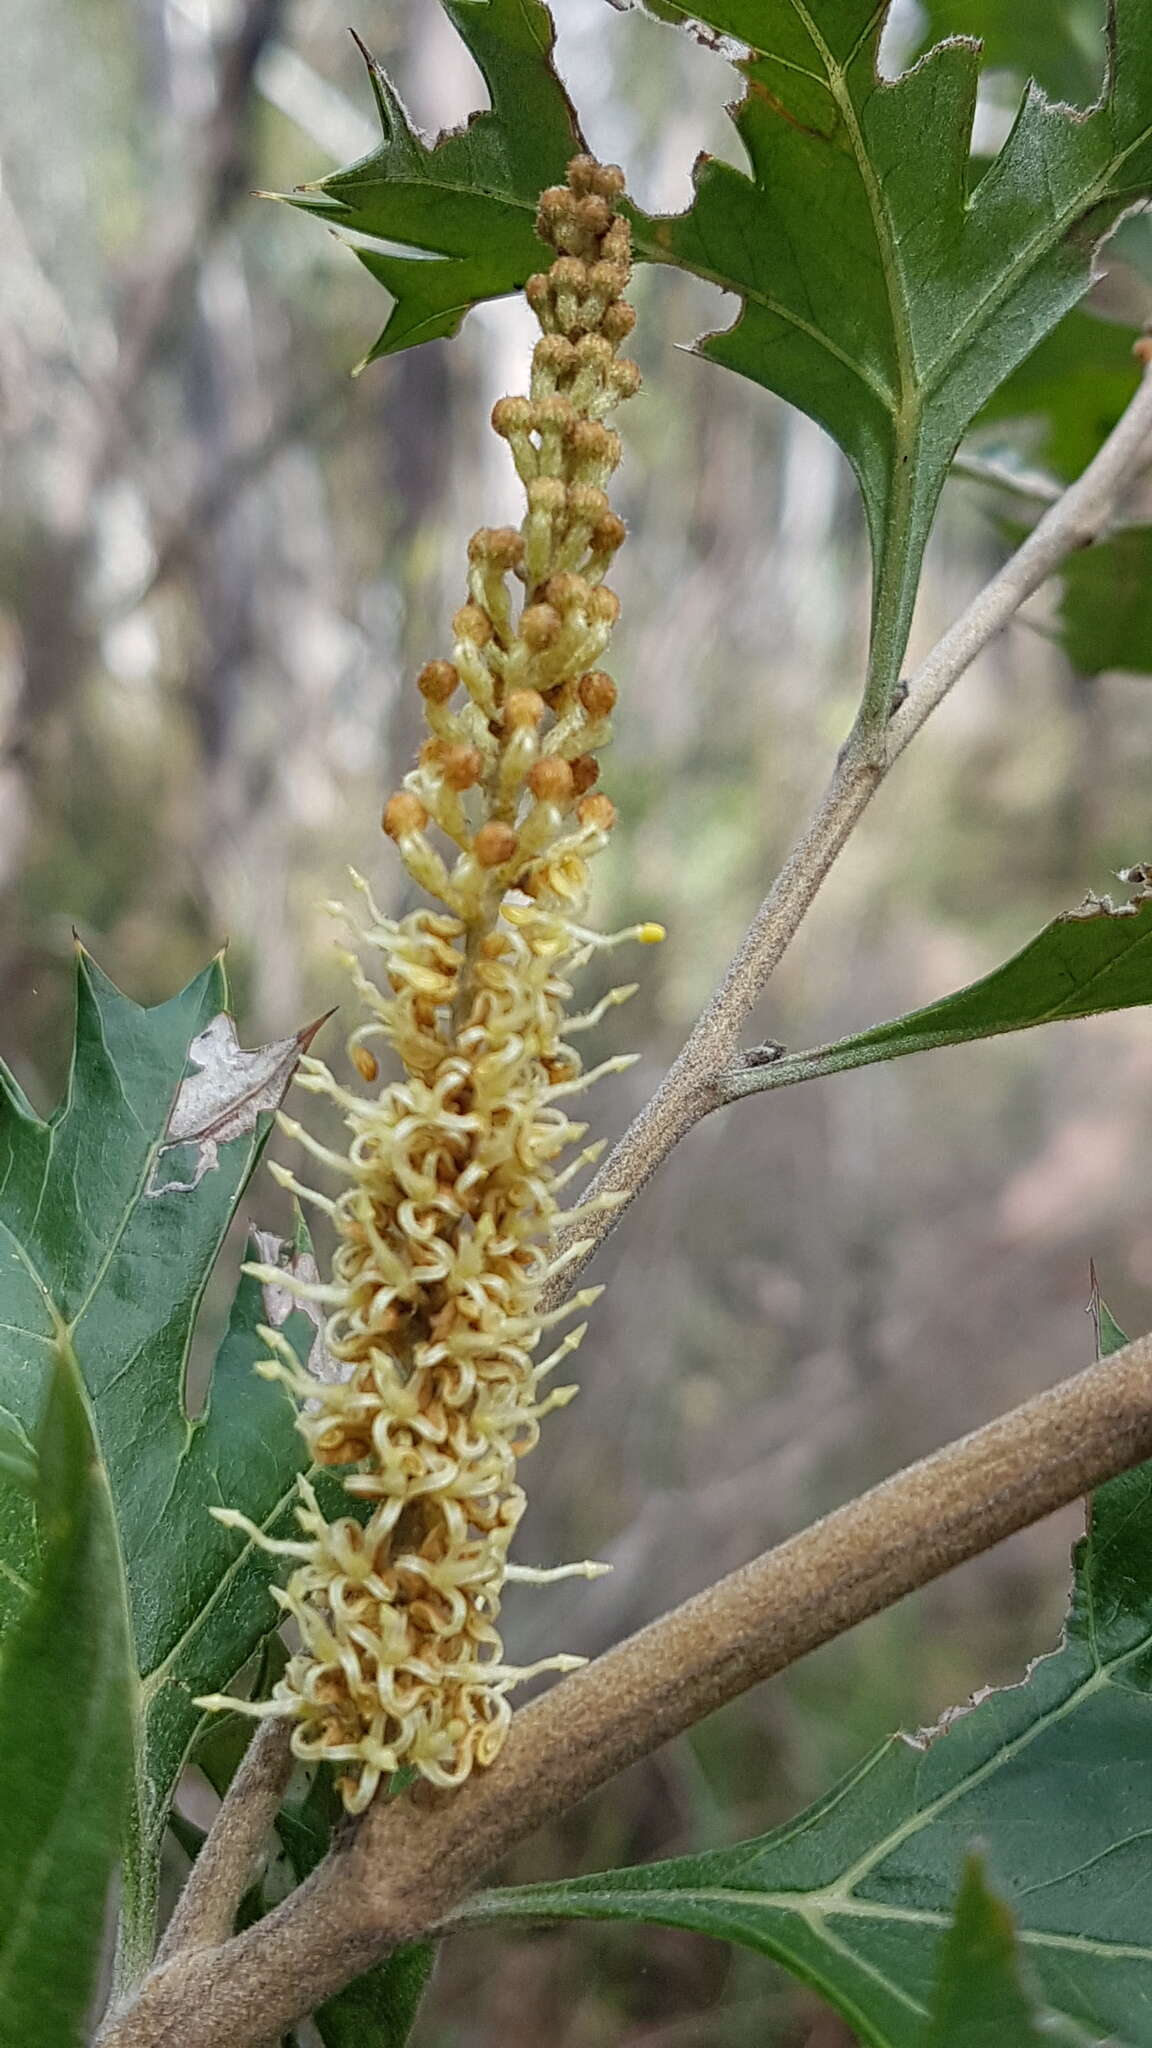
<box><xmin>197</xmin><ymin>157</ymin><xmax>659</xmax><ymax>1813</ymax></box>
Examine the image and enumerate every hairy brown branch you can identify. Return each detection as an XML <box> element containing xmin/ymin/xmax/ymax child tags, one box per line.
<box><xmin>101</xmin><ymin>1328</ymin><xmax>1152</xmax><ymax>2048</ymax></box>
<box><xmin>152</xmin><ymin>1720</ymin><xmax>294</xmax><ymax>1967</ymax></box>
<box><xmin>547</xmin><ymin>359</ymin><xmax>1152</xmax><ymax>1298</ymax></box>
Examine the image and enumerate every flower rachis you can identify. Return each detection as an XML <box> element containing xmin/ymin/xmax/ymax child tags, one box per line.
<box><xmin>197</xmin><ymin>157</ymin><xmax>659</xmax><ymax>1813</ymax></box>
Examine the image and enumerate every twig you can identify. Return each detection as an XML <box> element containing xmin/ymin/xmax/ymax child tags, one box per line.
<box><xmin>546</xmin><ymin>360</ymin><xmax>1152</xmax><ymax>1291</ymax></box>
<box><xmin>99</xmin><ymin>1328</ymin><xmax>1152</xmax><ymax>2048</ymax></box>
<box><xmin>154</xmin><ymin>1720</ymin><xmax>294</xmax><ymax>1963</ymax></box>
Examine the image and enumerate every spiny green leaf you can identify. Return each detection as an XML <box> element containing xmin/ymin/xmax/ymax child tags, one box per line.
<box><xmin>727</xmin><ymin>877</ymin><xmax>1152</xmax><ymax>1098</ymax></box>
<box><xmin>0</xmin><ymin>1346</ymin><xmax>133</xmax><ymax>2047</ymax></box>
<box><xmin>0</xmin><ymin>950</ymin><xmax>330</xmax><ymax>1971</ymax></box>
<box><xmin>923</xmin><ymin>1856</ymin><xmax>1104</xmax><ymax>2046</ymax></box>
<box><xmin>453</xmin><ymin>1399</ymin><xmax>1152</xmax><ymax>2044</ymax></box>
<box><xmin>286</xmin><ymin>0</ymin><xmax>582</xmax><ymax>363</ymax></box>
<box><xmin>628</xmin><ymin>0</ymin><xmax>1152</xmax><ymax>717</ymax></box>
<box><xmin>305</xmin><ymin>1</ymin><xmax>1152</xmax><ymax>715</ymax></box>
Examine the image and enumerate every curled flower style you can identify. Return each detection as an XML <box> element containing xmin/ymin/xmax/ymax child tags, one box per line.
<box><xmin>196</xmin><ymin>156</ymin><xmax>660</xmax><ymax>1813</ymax></box>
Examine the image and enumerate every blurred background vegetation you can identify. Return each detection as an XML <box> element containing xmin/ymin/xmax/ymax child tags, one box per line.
<box><xmin>5</xmin><ymin>1</ymin><xmax>1152</xmax><ymax>2040</ymax></box>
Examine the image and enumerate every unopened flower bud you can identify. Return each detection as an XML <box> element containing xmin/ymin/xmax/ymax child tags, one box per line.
<box><xmin>543</xmin><ymin>572</ymin><xmax>591</xmax><ymax>613</ymax></box>
<box><xmin>528</xmin><ymin>756</ymin><xmax>575</xmax><ymax>805</ymax></box>
<box><xmin>567</xmin><ymin>483</ymin><xmax>611</xmax><ymax>525</ymax></box>
<box><xmin>578</xmin><ymin>793</ymin><xmax>617</xmax><ymax>833</ymax></box>
<box><xmin>418</xmin><ymin>660</ymin><xmax>458</xmax><ymax>703</ymax></box>
<box><xmin>570</xmin><ymin>753</ymin><xmax>600</xmax><ymax>795</ymax></box>
<box><xmin>574</xmin><ymin>334</ymin><xmax>614</xmax><ymax>373</ymax></box>
<box><xmin>574</xmin><ymin>195</ymin><xmax>613</xmax><ymax>238</ymax></box>
<box><xmin>588</xmin><ymin>586</ymin><xmax>621</xmax><ymax>627</ymax></box>
<box><xmin>591</xmin><ymin>513</ymin><xmax>627</xmax><ymax>556</ymax></box>
<box><xmin>609</xmin><ymin>358</ymin><xmax>642</xmax><ymax>400</ymax></box>
<box><xmin>441</xmin><ymin>745</ymin><xmax>484</xmax><ymax>790</ymax></box>
<box><xmin>469</xmin><ymin>526</ymin><xmax>525</xmax><ymax>571</ymax></box>
<box><xmin>520</xmin><ymin>603</ymin><xmax>562</xmax><ymax>650</ymax></box>
<box><xmin>453</xmin><ymin>603</ymin><xmax>493</xmax><ymax>647</ymax></box>
<box><xmin>491</xmin><ymin>395</ymin><xmax>533</xmax><ymax>437</ymax></box>
<box><xmin>528</xmin><ymin>476</ymin><xmax>567</xmax><ymax>516</ymax></box>
<box><xmin>570</xmin><ymin>421</ymin><xmax>620</xmax><ymax>467</ymax></box>
<box><xmin>551</xmin><ymin>256</ymin><xmax>588</xmax><ymax>294</ymax></box>
<box><xmin>351</xmin><ymin>1045</ymin><xmax>379</xmax><ymax>1083</ymax></box>
<box><xmin>534</xmin><ymin>396</ymin><xmax>576</xmax><ymax>435</ymax></box>
<box><xmin>601</xmin><ymin>301</ymin><xmax>636</xmax><ymax>345</ymax></box>
<box><xmin>534</xmin><ymin>335</ymin><xmax>577</xmax><ymax>378</ymax></box>
<box><xmin>504</xmin><ymin>689</ymin><xmax>546</xmax><ymax>729</ymax></box>
<box><xmin>525</xmin><ymin>272</ymin><xmax>552</xmax><ymax>311</ymax></box>
<box><xmin>383</xmin><ymin>791</ymin><xmax>428</xmax><ymax>839</ymax></box>
<box><xmin>578</xmin><ymin>670</ymin><xmax>617</xmax><ymax>717</ymax></box>
<box><xmin>589</xmin><ymin>261</ymin><xmax>629</xmax><ymax>300</ymax></box>
<box><xmin>474</xmin><ymin>821</ymin><xmax>519</xmax><ymax>867</ymax></box>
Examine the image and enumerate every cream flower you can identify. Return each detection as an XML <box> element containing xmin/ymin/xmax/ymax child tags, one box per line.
<box><xmin>197</xmin><ymin>156</ymin><xmax>660</xmax><ymax>1813</ymax></box>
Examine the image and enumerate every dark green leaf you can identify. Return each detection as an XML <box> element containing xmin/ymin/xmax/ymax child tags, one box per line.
<box><xmin>727</xmin><ymin>879</ymin><xmax>1152</xmax><ymax>1098</ymax></box>
<box><xmin>631</xmin><ymin>0</ymin><xmax>1152</xmax><ymax>715</ymax></box>
<box><xmin>308</xmin><ymin>1</ymin><xmax>1152</xmax><ymax>717</ymax></box>
<box><xmin>0</xmin><ymin>1346</ymin><xmax>133</xmax><ymax>2047</ymax></box>
<box><xmin>0</xmin><ymin>950</ymin><xmax>330</xmax><ymax>1970</ymax></box>
<box><xmin>287</xmin><ymin>1</ymin><xmax>582</xmax><ymax>363</ymax></box>
<box><xmin>1057</xmin><ymin>522</ymin><xmax>1152</xmax><ymax>675</ymax></box>
<box><xmin>911</xmin><ymin>0</ymin><xmax>1108</xmax><ymax>105</ymax></box>
<box><xmin>924</xmin><ymin>1856</ymin><xmax>1101</xmax><ymax>2046</ymax></box>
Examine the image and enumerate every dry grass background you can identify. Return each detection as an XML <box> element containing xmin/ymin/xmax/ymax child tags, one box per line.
<box><xmin>4</xmin><ymin>2</ymin><xmax>1152</xmax><ymax>2039</ymax></box>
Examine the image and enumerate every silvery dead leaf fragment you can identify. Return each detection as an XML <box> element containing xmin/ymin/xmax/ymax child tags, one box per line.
<box><xmin>148</xmin><ymin>1010</ymin><xmax>332</xmax><ymax>1195</ymax></box>
<box><xmin>250</xmin><ymin>1227</ymin><xmax>345</xmax><ymax>1384</ymax></box>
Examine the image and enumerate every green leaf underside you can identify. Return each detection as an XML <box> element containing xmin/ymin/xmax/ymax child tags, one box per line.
<box><xmin>287</xmin><ymin>0</ymin><xmax>583</xmax><ymax>360</ymax></box>
<box><xmin>0</xmin><ymin>1350</ymin><xmax>133</xmax><ymax>2046</ymax></box>
<box><xmin>924</xmin><ymin>1856</ymin><xmax>1102</xmax><ymax>2046</ymax></box>
<box><xmin>312</xmin><ymin>0</ymin><xmax>1152</xmax><ymax>714</ymax></box>
<box><xmin>728</xmin><ymin>884</ymin><xmax>1152</xmax><ymax>1095</ymax></box>
<box><xmin>456</xmin><ymin>1406</ymin><xmax>1152</xmax><ymax>2046</ymax></box>
<box><xmin>0</xmin><ymin>951</ymin><xmax>332</xmax><ymax>1956</ymax></box>
<box><xmin>1058</xmin><ymin>522</ymin><xmax>1152</xmax><ymax>675</ymax></box>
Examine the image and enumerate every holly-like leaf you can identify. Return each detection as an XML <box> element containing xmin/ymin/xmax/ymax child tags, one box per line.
<box><xmin>302</xmin><ymin>1</ymin><xmax>1152</xmax><ymax>718</ymax></box>
<box><xmin>726</xmin><ymin>876</ymin><xmax>1152</xmax><ymax>1099</ymax></box>
<box><xmin>286</xmin><ymin>2</ymin><xmax>583</xmax><ymax>363</ymax></box>
<box><xmin>0</xmin><ymin>1347</ymin><xmax>133</xmax><ymax>2047</ymax></box>
<box><xmin>630</xmin><ymin>0</ymin><xmax>1152</xmax><ymax>717</ymax></box>
<box><xmin>924</xmin><ymin>1856</ymin><xmax>1103</xmax><ymax>2046</ymax></box>
<box><xmin>452</xmin><ymin>1382</ymin><xmax>1152</xmax><ymax>2044</ymax></box>
<box><xmin>0</xmin><ymin>950</ymin><xmax>328</xmax><ymax>1972</ymax></box>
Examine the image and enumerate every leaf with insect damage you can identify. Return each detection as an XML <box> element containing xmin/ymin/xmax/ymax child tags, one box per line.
<box><xmin>0</xmin><ymin>950</ymin><xmax>337</xmax><ymax>1972</ymax></box>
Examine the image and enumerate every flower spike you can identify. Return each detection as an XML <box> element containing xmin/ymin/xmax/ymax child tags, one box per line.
<box><xmin>197</xmin><ymin>156</ymin><xmax>655</xmax><ymax>1812</ymax></box>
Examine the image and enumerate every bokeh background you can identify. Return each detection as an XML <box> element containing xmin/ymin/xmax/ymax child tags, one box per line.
<box><xmin>6</xmin><ymin>1</ymin><xmax>1152</xmax><ymax>2041</ymax></box>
